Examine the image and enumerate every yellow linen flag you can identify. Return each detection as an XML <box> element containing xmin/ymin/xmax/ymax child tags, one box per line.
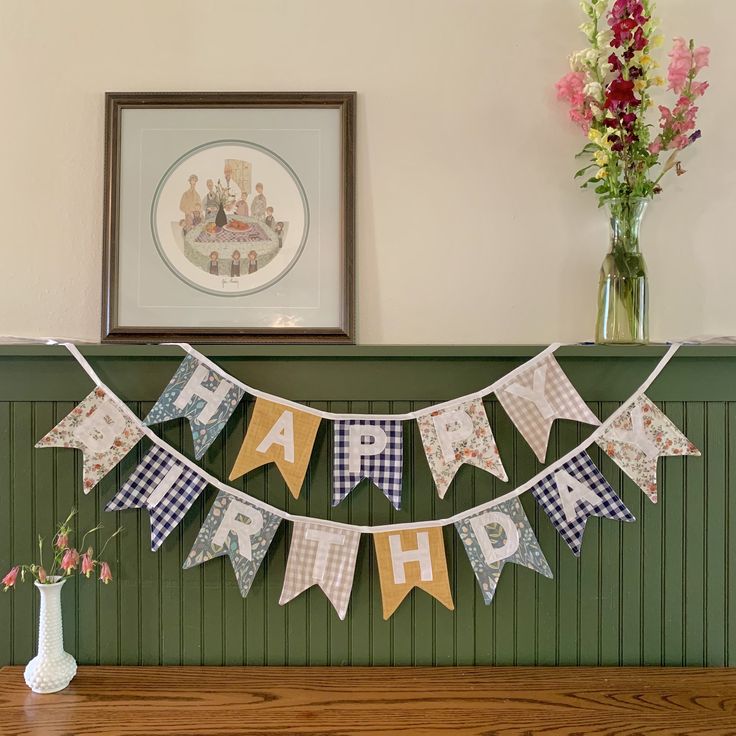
<box><xmin>373</xmin><ymin>526</ymin><xmax>454</xmax><ymax>619</ymax></box>
<box><xmin>229</xmin><ymin>398</ymin><xmax>321</xmax><ymax>499</ymax></box>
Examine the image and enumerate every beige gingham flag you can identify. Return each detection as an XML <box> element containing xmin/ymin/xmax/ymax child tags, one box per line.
<box><xmin>496</xmin><ymin>354</ymin><xmax>600</xmax><ymax>462</ymax></box>
<box><xmin>373</xmin><ymin>526</ymin><xmax>454</xmax><ymax>619</ymax></box>
<box><xmin>229</xmin><ymin>398</ymin><xmax>322</xmax><ymax>499</ymax></box>
<box><xmin>279</xmin><ymin>521</ymin><xmax>361</xmax><ymax>620</ymax></box>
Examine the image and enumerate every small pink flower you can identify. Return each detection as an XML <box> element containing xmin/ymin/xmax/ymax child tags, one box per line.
<box><xmin>99</xmin><ymin>562</ymin><xmax>113</xmax><ymax>585</ymax></box>
<box><xmin>2</xmin><ymin>566</ymin><xmax>19</xmax><ymax>591</ymax></box>
<box><xmin>555</xmin><ymin>72</ymin><xmax>586</xmax><ymax>107</ymax></box>
<box><xmin>693</xmin><ymin>46</ymin><xmax>711</xmax><ymax>73</ymax></box>
<box><xmin>55</xmin><ymin>532</ymin><xmax>69</xmax><ymax>550</ymax></box>
<box><xmin>81</xmin><ymin>550</ymin><xmax>95</xmax><ymax>578</ymax></box>
<box><xmin>61</xmin><ymin>548</ymin><xmax>79</xmax><ymax>575</ymax></box>
<box><xmin>649</xmin><ymin>139</ymin><xmax>662</xmax><ymax>154</ymax></box>
<box><xmin>37</xmin><ymin>567</ymin><xmax>47</xmax><ymax>583</ymax></box>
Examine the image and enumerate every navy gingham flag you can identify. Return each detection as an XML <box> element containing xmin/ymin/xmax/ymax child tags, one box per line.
<box><xmin>105</xmin><ymin>445</ymin><xmax>208</xmax><ymax>551</ymax></box>
<box><xmin>333</xmin><ymin>419</ymin><xmax>404</xmax><ymax>508</ymax></box>
<box><xmin>530</xmin><ymin>450</ymin><xmax>635</xmax><ymax>556</ymax></box>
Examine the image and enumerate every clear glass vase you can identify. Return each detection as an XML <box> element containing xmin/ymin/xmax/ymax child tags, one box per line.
<box><xmin>595</xmin><ymin>197</ymin><xmax>649</xmax><ymax>345</ymax></box>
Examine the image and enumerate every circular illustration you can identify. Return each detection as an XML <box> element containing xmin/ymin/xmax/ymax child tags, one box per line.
<box><xmin>151</xmin><ymin>140</ymin><xmax>309</xmax><ymax>296</ymax></box>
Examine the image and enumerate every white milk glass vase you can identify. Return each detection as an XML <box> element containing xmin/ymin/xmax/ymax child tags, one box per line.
<box><xmin>24</xmin><ymin>576</ymin><xmax>77</xmax><ymax>693</ymax></box>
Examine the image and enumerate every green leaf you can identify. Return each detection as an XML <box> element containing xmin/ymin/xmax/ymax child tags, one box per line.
<box><xmin>574</xmin><ymin>164</ymin><xmax>596</xmax><ymax>178</ymax></box>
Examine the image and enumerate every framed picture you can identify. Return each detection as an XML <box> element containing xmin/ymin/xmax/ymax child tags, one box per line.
<box><xmin>102</xmin><ymin>92</ymin><xmax>355</xmax><ymax>343</ymax></box>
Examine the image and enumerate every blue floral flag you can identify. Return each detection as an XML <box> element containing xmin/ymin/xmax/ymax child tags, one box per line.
<box><xmin>143</xmin><ymin>355</ymin><xmax>244</xmax><ymax>459</ymax></box>
<box><xmin>182</xmin><ymin>489</ymin><xmax>281</xmax><ymax>597</ymax></box>
<box><xmin>333</xmin><ymin>419</ymin><xmax>404</xmax><ymax>509</ymax></box>
<box><xmin>455</xmin><ymin>497</ymin><xmax>553</xmax><ymax>605</ymax></box>
<box><xmin>530</xmin><ymin>450</ymin><xmax>635</xmax><ymax>556</ymax></box>
<box><xmin>105</xmin><ymin>445</ymin><xmax>209</xmax><ymax>551</ymax></box>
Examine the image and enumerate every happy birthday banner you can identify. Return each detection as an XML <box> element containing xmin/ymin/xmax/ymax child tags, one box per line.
<box><xmin>31</xmin><ymin>341</ymin><xmax>700</xmax><ymax>620</ymax></box>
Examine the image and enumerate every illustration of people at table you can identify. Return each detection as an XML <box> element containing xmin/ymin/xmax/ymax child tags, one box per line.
<box><xmin>264</xmin><ymin>206</ymin><xmax>275</xmax><ymax>229</ymax></box>
<box><xmin>251</xmin><ymin>182</ymin><xmax>267</xmax><ymax>220</ymax></box>
<box><xmin>222</xmin><ymin>164</ymin><xmax>241</xmax><ymax>212</ymax></box>
<box><xmin>203</xmin><ymin>179</ymin><xmax>218</xmax><ymax>218</ymax></box>
<box><xmin>231</xmin><ymin>250</ymin><xmax>241</xmax><ymax>277</ymax></box>
<box><xmin>247</xmin><ymin>250</ymin><xmax>258</xmax><ymax>274</ymax></box>
<box><xmin>209</xmin><ymin>251</ymin><xmax>220</xmax><ymax>275</ymax></box>
<box><xmin>235</xmin><ymin>195</ymin><xmax>249</xmax><ymax>217</ymax></box>
<box><xmin>179</xmin><ymin>175</ymin><xmax>202</xmax><ymax>231</ymax></box>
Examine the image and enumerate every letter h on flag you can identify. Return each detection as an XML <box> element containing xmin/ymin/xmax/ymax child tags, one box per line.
<box><xmin>333</xmin><ymin>419</ymin><xmax>404</xmax><ymax>508</ymax></box>
<box><xmin>143</xmin><ymin>355</ymin><xmax>244</xmax><ymax>460</ymax></box>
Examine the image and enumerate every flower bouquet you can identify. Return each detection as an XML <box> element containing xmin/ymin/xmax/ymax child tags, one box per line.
<box><xmin>555</xmin><ymin>0</ymin><xmax>710</xmax><ymax>343</ymax></box>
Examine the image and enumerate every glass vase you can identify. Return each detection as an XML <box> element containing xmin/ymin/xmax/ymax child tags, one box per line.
<box><xmin>595</xmin><ymin>197</ymin><xmax>649</xmax><ymax>345</ymax></box>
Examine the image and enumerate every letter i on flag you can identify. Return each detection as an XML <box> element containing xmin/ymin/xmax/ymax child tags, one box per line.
<box><xmin>455</xmin><ymin>498</ymin><xmax>552</xmax><ymax>604</ymax></box>
<box><xmin>417</xmin><ymin>398</ymin><xmax>507</xmax><ymax>499</ymax></box>
<box><xmin>495</xmin><ymin>354</ymin><xmax>600</xmax><ymax>462</ymax></box>
<box><xmin>183</xmin><ymin>490</ymin><xmax>281</xmax><ymax>597</ymax></box>
<box><xmin>530</xmin><ymin>450</ymin><xmax>635</xmax><ymax>556</ymax></box>
<box><xmin>279</xmin><ymin>521</ymin><xmax>361</xmax><ymax>620</ymax></box>
<box><xmin>596</xmin><ymin>394</ymin><xmax>701</xmax><ymax>503</ymax></box>
<box><xmin>333</xmin><ymin>419</ymin><xmax>404</xmax><ymax>508</ymax></box>
<box><xmin>373</xmin><ymin>526</ymin><xmax>454</xmax><ymax>619</ymax></box>
<box><xmin>35</xmin><ymin>388</ymin><xmax>143</xmax><ymax>493</ymax></box>
<box><xmin>229</xmin><ymin>398</ymin><xmax>321</xmax><ymax>499</ymax></box>
<box><xmin>143</xmin><ymin>355</ymin><xmax>244</xmax><ymax>460</ymax></box>
<box><xmin>105</xmin><ymin>446</ymin><xmax>209</xmax><ymax>551</ymax></box>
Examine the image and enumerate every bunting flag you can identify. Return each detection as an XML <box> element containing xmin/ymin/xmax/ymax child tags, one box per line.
<box><xmin>143</xmin><ymin>355</ymin><xmax>244</xmax><ymax>460</ymax></box>
<box><xmin>229</xmin><ymin>398</ymin><xmax>321</xmax><ymax>498</ymax></box>
<box><xmin>596</xmin><ymin>394</ymin><xmax>701</xmax><ymax>503</ymax></box>
<box><xmin>530</xmin><ymin>450</ymin><xmax>635</xmax><ymax>556</ymax></box>
<box><xmin>105</xmin><ymin>446</ymin><xmax>208</xmax><ymax>551</ymax></box>
<box><xmin>417</xmin><ymin>398</ymin><xmax>507</xmax><ymax>498</ymax></box>
<box><xmin>373</xmin><ymin>526</ymin><xmax>454</xmax><ymax>618</ymax></box>
<box><xmin>333</xmin><ymin>419</ymin><xmax>404</xmax><ymax>508</ymax></box>
<box><xmin>455</xmin><ymin>498</ymin><xmax>552</xmax><ymax>604</ymax></box>
<box><xmin>495</xmin><ymin>354</ymin><xmax>600</xmax><ymax>462</ymax></box>
<box><xmin>279</xmin><ymin>521</ymin><xmax>361</xmax><ymax>619</ymax></box>
<box><xmin>35</xmin><ymin>387</ymin><xmax>143</xmax><ymax>493</ymax></box>
<box><xmin>183</xmin><ymin>490</ymin><xmax>281</xmax><ymax>596</ymax></box>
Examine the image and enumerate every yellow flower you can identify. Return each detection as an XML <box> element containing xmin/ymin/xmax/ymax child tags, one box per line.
<box><xmin>635</xmin><ymin>78</ymin><xmax>647</xmax><ymax>92</ymax></box>
<box><xmin>594</xmin><ymin>150</ymin><xmax>609</xmax><ymax>166</ymax></box>
<box><xmin>640</xmin><ymin>54</ymin><xmax>653</xmax><ymax>67</ymax></box>
<box><xmin>654</xmin><ymin>76</ymin><xmax>665</xmax><ymax>87</ymax></box>
<box><xmin>588</xmin><ymin>129</ymin><xmax>603</xmax><ymax>145</ymax></box>
<box><xmin>651</xmin><ymin>34</ymin><xmax>665</xmax><ymax>49</ymax></box>
<box><xmin>596</xmin><ymin>167</ymin><xmax>608</xmax><ymax>180</ymax></box>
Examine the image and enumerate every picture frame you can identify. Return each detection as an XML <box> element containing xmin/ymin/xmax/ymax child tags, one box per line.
<box><xmin>101</xmin><ymin>91</ymin><xmax>355</xmax><ymax>343</ymax></box>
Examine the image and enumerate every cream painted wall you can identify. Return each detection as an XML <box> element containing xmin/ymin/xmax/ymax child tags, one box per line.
<box><xmin>0</xmin><ymin>0</ymin><xmax>732</xmax><ymax>344</ymax></box>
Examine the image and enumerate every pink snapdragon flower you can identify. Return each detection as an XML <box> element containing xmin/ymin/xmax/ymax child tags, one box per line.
<box><xmin>61</xmin><ymin>548</ymin><xmax>79</xmax><ymax>575</ymax></box>
<box><xmin>81</xmin><ymin>549</ymin><xmax>95</xmax><ymax>578</ymax></box>
<box><xmin>2</xmin><ymin>566</ymin><xmax>19</xmax><ymax>591</ymax></box>
<box><xmin>555</xmin><ymin>71</ymin><xmax>593</xmax><ymax>132</ymax></box>
<box><xmin>99</xmin><ymin>562</ymin><xmax>113</xmax><ymax>585</ymax></box>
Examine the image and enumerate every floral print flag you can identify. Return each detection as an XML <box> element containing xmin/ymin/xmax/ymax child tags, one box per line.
<box><xmin>143</xmin><ymin>355</ymin><xmax>244</xmax><ymax>460</ymax></box>
<box><xmin>35</xmin><ymin>387</ymin><xmax>143</xmax><ymax>493</ymax></box>
<box><xmin>333</xmin><ymin>419</ymin><xmax>404</xmax><ymax>508</ymax></box>
<box><xmin>455</xmin><ymin>498</ymin><xmax>552</xmax><ymax>605</ymax></box>
<box><xmin>596</xmin><ymin>394</ymin><xmax>701</xmax><ymax>503</ymax></box>
<box><xmin>183</xmin><ymin>490</ymin><xmax>281</xmax><ymax>597</ymax></box>
<box><xmin>417</xmin><ymin>398</ymin><xmax>507</xmax><ymax>499</ymax></box>
<box><xmin>105</xmin><ymin>445</ymin><xmax>209</xmax><ymax>551</ymax></box>
<box><xmin>279</xmin><ymin>521</ymin><xmax>361</xmax><ymax>620</ymax></box>
<box><xmin>496</xmin><ymin>354</ymin><xmax>600</xmax><ymax>462</ymax></box>
<box><xmin>530</xmin><ymin>450</ymin><xmax>635</xmax><ymax>556</ymax></box>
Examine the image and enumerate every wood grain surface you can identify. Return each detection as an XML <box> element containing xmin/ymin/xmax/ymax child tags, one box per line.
<box><xmin>1</xmin><ymin>666</ymin><xmax>735</xmax><ymax>735</ymax></box>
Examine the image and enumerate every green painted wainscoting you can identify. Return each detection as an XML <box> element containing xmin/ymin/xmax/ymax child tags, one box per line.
<box><xmin>0</xmin><ymin>344</ymin><xmax>733</xmax><ymax>667</ymax></box>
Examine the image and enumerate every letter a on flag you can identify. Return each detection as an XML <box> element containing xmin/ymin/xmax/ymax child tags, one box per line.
<box><xmin>596</xmin><ymin>394</ymin><xmax>701</xmax><ymax>503</ymax></box>
<box><xmin>373</xmin><ymin>526</ymin><xmax>454</xmax><ymax>619</ymax></box>
<box><xmin>229</xmin><ymin>398</ymin><xmax>321</xmax><ymax>499</ymax></box>
<box><xmin>183</xmin><ymin>490</ymin><xmax>281</xmax><ymax>597</ymax></box>
<box><xmin>35</xmin><ymin>387</ymin><xmax>143</xmax><ymax>493</ymax></box>
<box><xmin>143</xmin><ymin>355</ymin><xmax>244</xmax><ymax>460</ymax></box>
<box><xmin>279</xmin><ymin>521</ymin><xmax>361</xmax><ymax>620</ymax></box>
<box><xmin>530</xmin><ymin>451</ymin><xmax>635</xmax><ymax>556</ymax></box>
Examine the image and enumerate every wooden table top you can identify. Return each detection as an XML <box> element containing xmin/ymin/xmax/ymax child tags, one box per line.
<box><xmin>1</xmin><ymin>666</ymin><xmax>735</xmax><ymax>735</ymax></box>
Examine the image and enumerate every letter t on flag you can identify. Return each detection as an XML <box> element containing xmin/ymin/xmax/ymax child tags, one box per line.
<box><xmin>373</xmin><ymin>527</ymin><xmax>454</xmax><ymax>619</ymax></box>
<box><xmin>229</xmin><ymin>398</ymin><xmax>322</xmax><ymax>499</ymax></box>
